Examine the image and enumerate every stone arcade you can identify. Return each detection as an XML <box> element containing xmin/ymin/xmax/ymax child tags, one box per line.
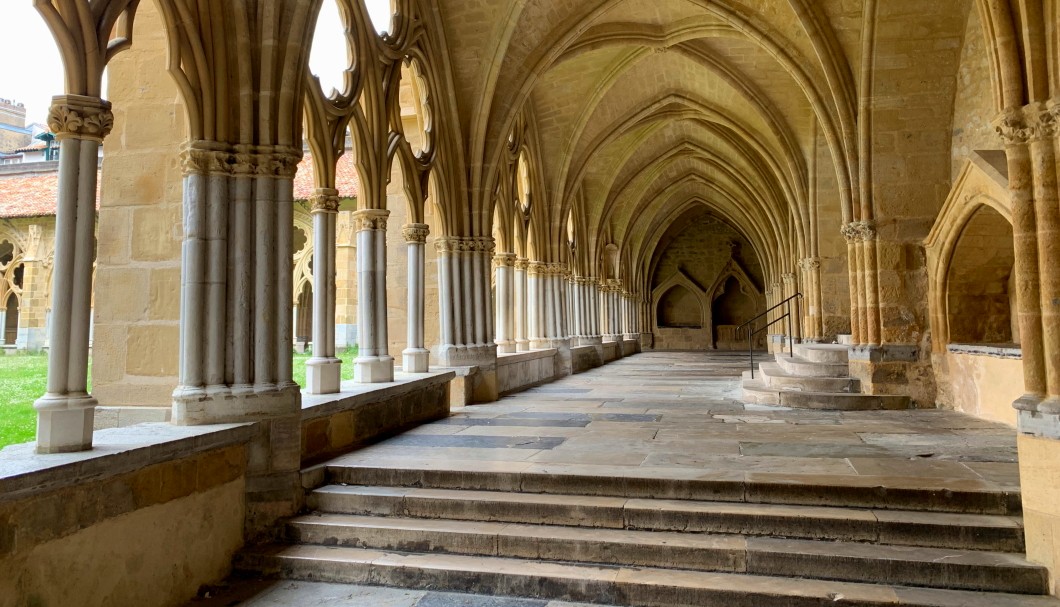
<box><xmin>5</xmin><ymin>0</ymin><xmax>1060</xmax><ymax>605</ymax></box>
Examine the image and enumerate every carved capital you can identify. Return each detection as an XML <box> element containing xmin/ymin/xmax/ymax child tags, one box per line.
<box><xmin>841</xmin><ymin>220</ymin><xmax>876</xmax><ymax>243</ymax></box>
<box><xmin>527</xmin><ymin>261</ymin><xmax>549</xmax><ymax>276</ymax></box>
<box><xmin>782</xmin><ymin>272</ymin><xmax>796</xmax><ymax>285</ymax></box>
<box><xmin>48</xmin><ymin>95</ymin><xmax>113</xmax><ymax>142</ymax></box>
<box><xmin>402</xmin><ymin>223</ymin><xmax>430</xmax><ymax>243</ymax></box>
<box><xmin>799</xmin><ymin>256</ymin><xmax>821</xmax><ymax>271</ymax></box>
<box><xmin>492</xmin><ymin>252</ymin><xmax>517</xmax><ymax>268</ymax></box>
<box><xmin>514</xmin><ymin>258</ymin><xmax>530</xmax><ymax>271</ymax></box>
<box><xmin>352</xmin><ymin>209</ymin><xmax>389</xmax><ymax>231</ymax></box>
<box><xmin>180</xmin><ymin>142</ymin><xmax>302</xmax><ymax>178</ymax></box>
<box><xmin>310</xmin><ymin>189</ymin><xmax>341</xmax><ymax>213</ymax></box>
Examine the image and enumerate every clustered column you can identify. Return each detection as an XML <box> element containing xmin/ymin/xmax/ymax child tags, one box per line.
<box><xmin>33</xmin><ymin>95</ymin><xmax>112</xmax><ymax>453</ymax></box>
<box><xmin>435</xmin><ymin>236</ymin><xmax>497</xmax><ymax>365</ymax></box>
<box><xmin>842</xmin><ymin>221</ymin><xmax>879</xmax><ymax>346</ymax></box>
<box><xmin>527</xmin><ymin>261</ymin><xmax>548</xmax><ymax>349</ymax></box>
<box><xmin>514</xmin><ymin>258</ymin><xmax>530</xmax><ymax>351</ymax></box>
<box><xmin>171</xmin><ymin>143</ymin><xmax>301</xmax><ymax>425</ymax></box>
<box><xmin>494</xmin><ymin>252</ymin><xmax>517</xmax><ymax>353</ymax></box>
<box><xmin>354</xmin><ymin>209</ymin><xmax>394</xmax><ymax>383</ymax></box>
<box><xmin>799</xmin><ymin>257</ymin><xmax>824</xmax><ymax>340</ymax></box>
<box><xmin>305</xmin><ymin>189</ymin><xmax>341</xmax><ymax>394</ymax></box>
<box><xmin>403</xmin><ymin>223</ymin><xmax>431</xmax><ymax>372</ymax></box>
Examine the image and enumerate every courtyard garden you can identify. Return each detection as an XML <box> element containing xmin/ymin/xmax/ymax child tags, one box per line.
<box><xmin>0</xmin><ymin>348</ymin><xmax>359</xmax><ymax>449</ymax></box>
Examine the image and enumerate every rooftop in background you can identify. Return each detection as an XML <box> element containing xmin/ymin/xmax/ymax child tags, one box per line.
<box><xmin>0</xmin><ymin>153</ymin><xmax>359</xmax><ymax>219</ymax></box>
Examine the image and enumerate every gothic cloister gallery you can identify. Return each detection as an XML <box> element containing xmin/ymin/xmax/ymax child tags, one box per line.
<box><xmin>9</xmin><ymin>0</ymin><xmax>1060</xmax><ymax>605</ymax></box>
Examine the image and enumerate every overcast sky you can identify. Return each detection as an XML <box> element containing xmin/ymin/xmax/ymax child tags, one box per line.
<box><xmin>0</xmin><ymin>0</ymin><xmax>389</xmax><ymax>126</ymax></box>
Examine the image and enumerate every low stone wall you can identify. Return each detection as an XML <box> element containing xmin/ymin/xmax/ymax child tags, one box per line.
<box><xmin>621</xmin><ymin>339</ymin><xmax>638</xmax><ymax>357</ymax></box>
<box><xmin>497</xmin><ymin>349</ymin><xmax>557</xmax><ymax>395</ymax></box>
<box><xmin>654</xmin><ymin>327</ymin><xmax>710</xmax><ymax>350</ymax></box>
<box><xmin>602</xmin><ymin>341</ymin><xmax>621</xmax><ymax>362</ymax></box>
<box><xmin>0</xmin><ymin>424</ymin><xmax>253</xmax><ymax>607</ymax></box>
<box><xmin>933</xmin><ymin>345</ymin><xmax>1022</xmax><ymax>427</ymax></box>
<box><xmin>571</xmin><ymin>345</ymin><xmax>603</xmax><ymax>374</ymax></box>
<box><xmin>300</xmin><ymin>371</ymin><xmax>454</xmax><ymax>466</ymax></box>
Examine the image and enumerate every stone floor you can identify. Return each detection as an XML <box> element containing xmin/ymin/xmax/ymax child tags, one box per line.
<box><xmin>196</xmin><ymin>350</ymin><xmax>1021</xmax><ymax>605</ymax></box>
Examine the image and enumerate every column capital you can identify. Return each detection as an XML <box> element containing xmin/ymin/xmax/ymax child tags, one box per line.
<box><xmin>493</xmin><ymin>252</ymin><xmax>517</xmax><ymax>268</ymax></box>
<box><xmin>352</xmin><ymin>208</ymin><xmax>390</xmax><ymax>231</ymax></box>
<box><xmin>514</xmin><ymin>257</ymin><xmax>530</xmax><ymax>271</ymax></box>
<box><xmin>995</xmin><ymin>102</ymin><xmax>1060</xmax><ymax>145</ymax></box>
<box><xmin>402</xmin><ymin>223</ymin><xmax>430</xmax><ymax>243</ymax></box>
<box><xmin>179</xmin><ymin>142</ymin><xmax>301</xmax><ymax>178</ymax></box>
<box><xmin>48</xmin><ymin>94</ymin><xmax>113</xmax><ymax>142</ymax></box>
<box><xmin>782</xmin><ymin>272</ymin><xmax>796</xmax><ymax>285</ymax></box>
<box><xmin>433</xmin><ymin>235</ymin><xmax>494</xmax><ymax>253</ymax></box>
<box><xmin>841</xmin><ymin>220</ymin><xmax>876</xmax><ymax>243</ymax></box>
<box><xmin>527</xmin><ymin>261</ymin><xmax>549</xmax><ymax>276</ymax></box>
<box><xmin>799</xmin><ymin>256</ymin><xmax>821</xmax><ymax>271</ymax></box>
<box><xmin>310</xmin><ymin>189</ymin><xmax>341</xmax><ymax>213</ymax></box>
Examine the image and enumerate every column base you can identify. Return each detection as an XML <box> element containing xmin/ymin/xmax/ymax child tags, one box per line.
<box><xmin>529</xmin><ymin>338</ymin><xmax>553</xmax><ymax>350</ymax></box>
<box><xmin>172</xmin><ymin>384</ymin><xmax>301</xmax><ymax>425</ymax></box>
<box><xmin>515</xmin><ymin>339</ymin><xmax>530</xmax><ymax>352</ymax></box>
<box><xmin>496</xmin><ymin>340</ymin><xmax>516</xmax><ymax>354</ymax></box>
<box><xmin>603</xmin><ymin>334</ymin><xmax>622</xmax><ymax>343</ymax></box>
<box><xmin>435</xmin><ymin>343</ymin><xmax>498</xmax><ymax>367</ymax></box>
<box><xmin>34</xmin><ymin>393</ymin><xmax>96</xmax><ymax>453</ymax></box>
<box><xmin>579</xmin><ymin>335</ymin><xmax>603</xmax><ymax>346</ymax></box>
<box><xmin>355</xmin><ymin>356</ymin><xmax>395</xmax><ymax>383</ymax></box>
<box><xmin>305</xmin><ymin>357</ymin><xmax>342</xmax><ymax>394</ymax></box>
<box><xmin>403</xmin><ymin>348</ymin><xmax>431</xmax><ymax>373</ymax></box>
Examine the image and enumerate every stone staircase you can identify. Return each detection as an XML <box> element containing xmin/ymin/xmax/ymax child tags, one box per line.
<box><xmin>741</xmin><ymin>343</ymin><xmax>913</xmax><ymax>410</ymax></box>
<box><xmin>235</xmin><ymin>462</ymin><xmax>1058</xmax><ymax>607</ymax></box>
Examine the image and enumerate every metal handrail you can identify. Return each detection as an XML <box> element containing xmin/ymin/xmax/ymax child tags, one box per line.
<box><xmin>740</xmin><ymin>293</ymin><xmax>802</xmax><ymax>379</ymax></box>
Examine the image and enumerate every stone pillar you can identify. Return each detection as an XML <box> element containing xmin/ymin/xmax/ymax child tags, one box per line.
<box><xmin>783</xmin><ymin>272</ymin><xmax>800</xmax><ymax>342</ymax></box>
<box><xmin>403</xmin><ymin>223</ymin><xmax>431</xmax><ymax>372</ymax></box>
<box><xmin>514</xmin><ymin>258</ymin><xmax>529</xmax><ymax>351</ymax></box>
<box><xmin>494</xmin><ymin>252</ymin><xmax>516</xmax><ymax>354</ymax></box>
<box><xmin>335</xmin><ymin>213</ymin><xmax>358</xmax><ymax>349</ymax></box>
<box><xmin>353</xmin><ymin>209</ymin><xmax>394</xmax><ymax>383</ymax></box>
<box><xmin>171</xmin><ymin>143</ymin><xmax>302</xmax><ymax>423</ymax></box>
<box><xmin>33</xmin><ymin>96</ymin><xmax>112</xmax><ymax>453</ymax></box>
<box><xmin>800</xmin><ymin>257</ymin><xmax>823</xmax><ymax>340</ymax></box>
<box><xmin>528</xmin><ymin>261</ymin><xmax>548</xmax><ymax>349</ymax></box>
<box><xmin>306</xmin><ymin>190</ymin><xmax>341</xmax><ymax>394</ymax></box>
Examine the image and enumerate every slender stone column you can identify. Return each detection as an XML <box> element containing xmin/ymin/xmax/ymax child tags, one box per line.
<box><xmin>0</xmin><ymin>309</ymin><xmax>6</xmax><ymax>346</ymax></box>
<box><xmin>843</xmin><ymin>224</ymin><xmax>866</xmax><ymax>344</ymax></box>
<box><xmin>514</xmin><ymin>258</ymin><xmax>529</xmax><ymax>351</ymax></box>
<box><xmin>861</xmin><ymin>228</ymin><xmax>881</xmax><ymax>345</ymax></box>
<box><xmin>403</xmin><ymin>224</ymin><xmax>431</xmax><ymax>372</ymax></box>
<box><xmin>494</xmin><ymin>253</ymin><xmax>516</xmax><ymax>353</ymax></box>
<box><xmin>528</xmin><ymin>262</ymin><xmax>549</xmax><ymax>348</ymax></box>
<box><xmin>783</xmin><ymin>273</ymin><xmax>800</xmax><ymax>341</ymax></box>
<box><xmin>33</xmin><ymin>96</ymin><xmax>113</xmax><ymax>453</ymax></box>
<box><xmin>306</xmin><ymin>190</ymin><xmax>341</xmax><ymax>393</ymax></box>
<box><xmin>1028</xmin><ymin>126</ymin><xmax>1060</xmax><ymax>409</ymax></box>
<box><xmin>800</xmin><ymin>257</ymin><xmax>823</xmax><ymax>339</ymax></box>
<box><xmin>353</xmin><ymin>209</ymin><xmax>394</xmax><ymax>383</ymax></box>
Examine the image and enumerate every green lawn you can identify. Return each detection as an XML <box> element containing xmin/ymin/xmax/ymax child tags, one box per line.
<box><xmin>0</xmin><ymin>347</ymin><xmax>359</xmax><ymax>449</ymax></box>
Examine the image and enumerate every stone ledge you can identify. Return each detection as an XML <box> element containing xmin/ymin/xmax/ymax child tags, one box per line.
<box><xmin>849</xmin><ymin>344</ymin><xmax>920</xmax><ymax>363</ymax></box>
<box><xmin>496</xmin><ymin>348</ymin><xmax>557</xmax><ymax>366</ymax></box>
<box><xmin>1019</xmin><ymin>410</ymin><xmax>1060</xmax><ymax>440</ymax></box>
<box><xmin>300</xmin><ymin>371</ymin><xmax>455</xmax><ymax>422</ymax></box>
<box><xmin>947</xmin><ymin>343</ymin><xmax>1022</xmax><ymax>360</ymax></box>
<box><xmin>0</xmin><ymin>422</ymin><xmax>254</xmax><ymax>499</ymax></box>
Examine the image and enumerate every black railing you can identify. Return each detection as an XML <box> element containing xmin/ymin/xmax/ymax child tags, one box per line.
<box><xmin>737</xmin><ymin>292</ymin><xmax>802</xmax><ymax>379</ymax></box>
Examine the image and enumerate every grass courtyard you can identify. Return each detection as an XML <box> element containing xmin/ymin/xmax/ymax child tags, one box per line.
<box><xmin>0</xmin><ymin>348</ymin><xmax>359</xmax><ymax>449</ymax></box>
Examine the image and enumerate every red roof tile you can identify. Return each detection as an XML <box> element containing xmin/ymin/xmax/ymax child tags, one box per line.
<box><xmin>293</xmin><ymin>153</ymin><xmax>360</xmax><ymax>200</ymax></box>
<box><xmin>0</xmin><ymin>154</ymin><xmax>359</xmax><ymax>219</ymax></box>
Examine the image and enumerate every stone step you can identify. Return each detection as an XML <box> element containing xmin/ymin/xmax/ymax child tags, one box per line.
<box><xmin>794</xmin><ymin>343</ymin><xmax>851</xmax><ymax>364</ymax></box>
<box><xmin>322</xmin><ymin>465</ymin><xmax>1021</xmax><ymax>515</ymax></box>
<box><xmin>775</xmin><ymin>354</ymin><xmax>851</xmax><ymax>378</ymax></box>
<box><xmin>757</xmin><ymin>362</ymin><xmax>861</xmax><ymax>392</ymax></box>
<box><xmin>236</xmin><ymin>545</ymin><xmax>1059</xmax><ymax>607</ymax></box>
<box><xmin>284</xmin><ymin>514</ymin><xmax>1047</xmax><ymax>593</ymax></box>
<box><xmin>306</xmin><ymin>485</ymin><xmax>1025</xmax><ymax>552</ymax></box>
<box><xmin>742</xmin><ymin>380</ymin><xmax>913</xmax><ymax>411</ymax></box>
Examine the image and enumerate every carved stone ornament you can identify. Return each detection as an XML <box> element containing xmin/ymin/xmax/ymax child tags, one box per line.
<box><xmin>353</xmin><ymin>209</ymin><xmax>390</xmax><ymax>231</ymax></box>
<box><xmin>840</xmin><ymin>220</ymin><xmax>876</xmax><ymax>243</ymax></box>
<box><xmin>527</xmin><ymin>261</ymin><xmax>549</xmax><ymax>276</ymax></box>
<box><xmin>180</xmin><ymin>142</ymin><xmax>302</xmax><ymax>178</ymax></box>
<box><xmin>514</xmin><ymin>258</ymin><xmax>530</xmax><ymax>271</ymax></box>
<box><xmin>25</xmin><ymin>224</ymin><xmax>43</xmax><ymax>262</ymax></box>
<box><xmin>799</xmin><ymin>256</ymin><xmax>821</xmax><ymax>271</ymax></box>
<box><xmin>48</xmin><ymin>95</ymin><xmax>114</xmax><ymax>142</ymax></box>
<box><xmin>492</xmin><ymin>252</ymin><xmax>517</xmax><ymax>268</ymax></box>
<box><xmin>402</xmin><ymin>223</ymin><xmax>430</xmax><ymax>243</ymax></box>
<box><xmin>782</xmin><ymin>272</ymin><xmax>796</xmax><ymax>285</ymax></box>
<box><xmin>310</xmin><ymin>190</ymin><xmax>341</xmax><ymax>213</ymax></box>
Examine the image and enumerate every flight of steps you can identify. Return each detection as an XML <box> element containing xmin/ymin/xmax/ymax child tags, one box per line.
<box><xmin>236</xmin><ymin>463</ymin><xmax>1058</xmax><ymax>607</ymax></box>
<box><xmin>741</xmin><ymin>342</ymin><xmax>913</xmax><ymax>410</ymax></box>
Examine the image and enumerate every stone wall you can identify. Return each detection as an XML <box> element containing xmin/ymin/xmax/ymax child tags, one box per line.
<box><xmin>94</xmin><ymin>0</ymin><xmax>185</xmax><ymax>408</ymax></box>
<box><xmin>933</xmin><ymin>347</ymin><xmax>1022</xmax><ymax>427</ymax></box>
<box><xmin>0</xmin><ymin>425</ymin><xmax>250</xmax><ymax>607</ymax></box>
<box><xmin>950</xmin><ymin>7</ymin><xmax>999</xmax><ymax>182</ymax></box>
<box><xmin>497</xmin><ymin>349</ymin><xmax>557</xmax><ymax>395</ymax></box>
